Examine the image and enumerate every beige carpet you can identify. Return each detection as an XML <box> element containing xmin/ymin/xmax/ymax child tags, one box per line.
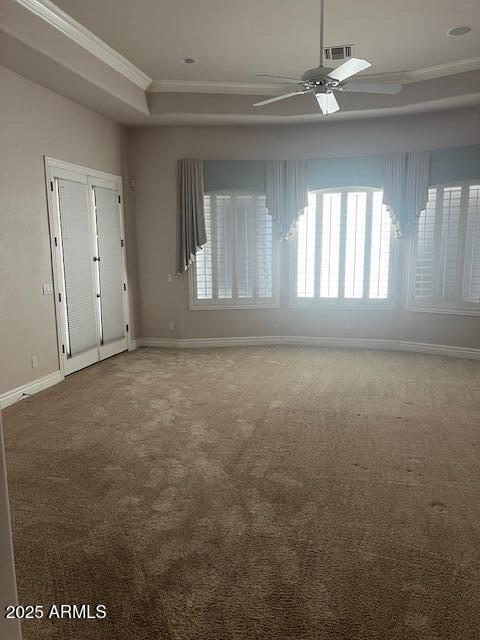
<box><xmin>3</xmin><ymin>346</ymin><xmax>480</xmax><ymax>640</ymax></box>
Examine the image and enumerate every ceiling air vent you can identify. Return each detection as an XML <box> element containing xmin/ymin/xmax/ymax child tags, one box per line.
<box><xmin>324</xmin><ymin>45</ymin><xmax>353</xmax><ymax>61</ymax></box>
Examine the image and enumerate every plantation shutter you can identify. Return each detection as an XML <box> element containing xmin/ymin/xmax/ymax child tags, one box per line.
<box><xmin>295</xmin><ymin>188</ymin><xmax>393</xmax><ymax>304</ymax></box>
<box><xmin>412</xmin><ymin>183</ymin><xmax>480</xmax><ymax>309</ymax></box>
<box><xmin>193</xmin><ymin>191</ymin><xmax>275</xmax><ymax>305</ymax></box>
<box><xmin>463</xmin><ymin>184</ymin><xmax>480</xmax><ymax>303</ymax></box>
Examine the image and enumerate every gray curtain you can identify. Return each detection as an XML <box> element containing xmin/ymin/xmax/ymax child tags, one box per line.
<box><xmin>176</xmin><ymin>159</ymin><xmax>207</xmax><ymax>275</ymax></box>
<box><xmin>265</xmin><ymin>160</ymin><xmax>309</xmax><ymax>238</ymax></box>
<box><xmin>383</xmin><ymin>151</ymin><xmax>431</xmax><ymax>237</ymax></box>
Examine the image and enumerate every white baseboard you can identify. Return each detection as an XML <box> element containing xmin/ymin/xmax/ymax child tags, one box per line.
<box><xmin>137</xmin><ymin>336</ymin><xmax>480</xmax><ymax>360</ymax></box>
<box><xmin>0</xmin><ymin>370</ymin><xmax>64</xmax><ymax>409</ymax></box>
<box><xmin>128</xmin><ymin>339</ymin><xmax>138</xmax><ymax>351</ymax></box>
<box><xmin>138</xmin><ymin>336</ymin><xmax>282</xmax><ymax>349</ymax></box>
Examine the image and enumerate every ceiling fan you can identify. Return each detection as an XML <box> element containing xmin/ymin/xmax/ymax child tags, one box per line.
<box><xmin>253</xmin><ymin>0</ymin><xmax>402</xmax><ymax>114</ymax></box>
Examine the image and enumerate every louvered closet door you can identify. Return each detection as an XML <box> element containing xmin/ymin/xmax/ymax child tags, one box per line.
<box><xmin>56</xmin><ymin>174</ymin><xmax>100</xmax><ymax>375</ymax></box>
<box><xmin>92</xmin><ymin>181</ymin><xmax>127</xmax><ymax>360</ymax></box>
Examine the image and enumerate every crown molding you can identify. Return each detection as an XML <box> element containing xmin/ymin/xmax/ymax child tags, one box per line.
<box><xmin>14</xmin><ymin>0</ymin><xmax>152</xmax><ymax>90</ymax></box>
<box><xmin>148</xmin><ymin>79</ymin><xmax>289</xmax><ymax>95</ymax></box>
<box><xmin>405</xmin><ymin>56</ymin><xmax>480</xmax><ymax>80</ymax></box>
<box><xmin>148</xmin><ymin>57</ymin><xmax>480</xmax><ymax>95</ymax></box>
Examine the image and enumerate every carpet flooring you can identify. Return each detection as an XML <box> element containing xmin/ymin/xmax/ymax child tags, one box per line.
<box><xmin>3</xmin><ymin>346</ymin><xmax>480</xmax><ymax>640</ymax></box>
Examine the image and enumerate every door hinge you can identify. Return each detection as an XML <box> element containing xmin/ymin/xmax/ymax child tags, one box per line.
<box><xmin>123</xmin><ymin>283</ymin><xmax>127</xmax><ymax>291</ymax></box>
<box><xmin>54</xmin><ymin>236</ymin><xmax>58</xmax><ymax>247</ymax></box>
<box><xmin>126</xmin><ymin>324</ymin><xmax>129</xmax><ymax>332</ymax></box>
<box><xmin>50</xmin><ymin>181</ymin><xmax>54</xmax><ymax>192</ymax></box>
<box><xmin>62</xmin><ymin>344</ymin><xmax>65</xmax><ymax>354</ymax></box>
<box><xmin>58</xmin><ymin>292</ymin><xmax>62</xmax><ymax>302</ymax></box>
<box><xmin>93</xmin><ymin>256</ymin><xmax>101</xmax><ymax>262</ymax></box>
<box><xmin>120</xmin><ymin>239</ymin><xmax>124</xmax><ymax>247</ymax></box>
<box><xmin>118</xmin><ymin>195</ymin><xmax>121</xmax><ymax>203</ymax></box>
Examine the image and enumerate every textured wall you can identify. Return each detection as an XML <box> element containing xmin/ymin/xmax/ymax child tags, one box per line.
<box><xmin>0</xmin><ymin>65</ymin><xmax>136</xmax><ymax>396</ymax></box>
<box><xmin>129</xmin><ymin>107</ymin><xmax>480</xmax><ymax>347</ymax></box>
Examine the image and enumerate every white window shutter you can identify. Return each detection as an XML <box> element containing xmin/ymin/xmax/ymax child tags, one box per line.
<box><xmin>296</xmin><ymin>192</ymin><xmax>316</xmax><ymax>298</ymax></box>
<box><xmin>235</xmin><ymin>194</ymin><xmax>254</xmax><ymax>299</ymax></box>
<box><xmin>295</xmin><ymin>187</ymin><xmax>393</xmax><ymax>306</ymax></box>
<box><xmin>319</xmin><ymin>192</ymin><xmax>341</xmax><ymax>298</ymax></box>
<box><xmin>438</xmin><ymin>186</ymin><xmax>462</xmax><ymax>300</ymax></box>
<box><xmin>195</xmin><ymin>194</ymin><xmax>213</xmax><ymax>299</ymax></box>
<box><xmin>462</xmin><ymin>184</ymin><xmax>480</xmax><ymax>304</ymax></box>
<box><xmin>256</xmin><ymin>194</ymin><xmax>273</xmax><ymax>299</ymax></box>
<box><xmin>215</xmin><ymin>194</ymin><xmax>234</xmax><ymax>300</ymax></box>
<box><xmin>344</xmin><ymin>192</ymin><xmax>367</xmax><ymax>299</ymax></box>
<box><xmin>413</xmin><ymin>188</ymin><xmax>437</xmax><ymax>301</ymax></box>
<box><xmin>193</xmin><ymin>191</ymin><xmax>276</xmax><ymax>306</ymax></box>
<box><xmin>369</xmin><ymin>191</ymin><xmax>391</xmax><ymax>299</ymax></box>
<box><xmin>412</xmin><ymin>182</ymin><xmax>480</xmax><ymax>312</ymax></box>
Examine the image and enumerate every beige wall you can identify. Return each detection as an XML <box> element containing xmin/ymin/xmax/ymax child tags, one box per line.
<box><xmin>0</xmin><ymin>65</ymin><xmax>136</xmax><ymax>396</ymax></box>
<box><xmin>129</xmin><ymin>107</ymin><xmax>480</xmax><ymax>348</ymax></box>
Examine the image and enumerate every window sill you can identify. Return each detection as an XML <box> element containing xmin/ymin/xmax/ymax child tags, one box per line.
<box><xmin>290</xmin><ymin>299</ymin><xmax>395</xmax><ymax>311</ymax></box>
<box><xmin>406</xmin><ymin>304</ymin><xmax>480</xmax><ymax>317</ymax></box>
<box><xmin>189</xmin><ymin>302</ymin><xmax>280</xmax><ymax>311</ymax></box>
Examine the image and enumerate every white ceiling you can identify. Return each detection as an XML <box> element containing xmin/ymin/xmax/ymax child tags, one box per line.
<box><xmin>53</xmin><ymin>0</ymin><xmax>480</xmax><ymax>83</ymax></box>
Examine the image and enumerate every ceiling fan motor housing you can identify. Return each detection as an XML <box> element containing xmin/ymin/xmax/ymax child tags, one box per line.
<box><xmin>301</xmin><ymin>66</ymin><xmax>339</xmax><ymax>88</ymax></box>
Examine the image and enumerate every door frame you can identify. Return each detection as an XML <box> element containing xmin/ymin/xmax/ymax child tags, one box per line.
<box><xmin>44</xmin><ymin>157</ymin><xmax>131</xmax><ymax>377</ymax></box>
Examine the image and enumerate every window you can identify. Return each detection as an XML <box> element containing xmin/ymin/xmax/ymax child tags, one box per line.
<box><xmin>191</xmin><ymin>191</ymin><xmax>277</xmax><ymax>308</ymax></box>
<box><xmin>294</xmin><ymin>188</ymin><xmax>394</xmax><ymax>306</ymax></box>
<box><xmin>410</xmin><ymin>182</ymin><xmax>480</xmax><ymax>314</ymax></box>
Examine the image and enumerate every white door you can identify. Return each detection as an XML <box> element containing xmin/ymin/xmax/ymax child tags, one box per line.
<box><xmin>91</xmin><ymin>178</ymin><xmax>128</xmax><ymax>361</ymax></box>
<box><xmin>46</xmin><ymin>161</ymin><xmax>129</xmax><ymax>376</ymax></box>
<box><xmin>55</xmin><ymin>169</ymin><xmax>100</xmax><ymax>374</ymax></box>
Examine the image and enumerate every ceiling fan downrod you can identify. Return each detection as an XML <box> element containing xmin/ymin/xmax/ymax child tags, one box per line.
<box><xmin>319</xmin><ymin>0</ymin><xmax>325</xmax><ymax>68</ymax></box>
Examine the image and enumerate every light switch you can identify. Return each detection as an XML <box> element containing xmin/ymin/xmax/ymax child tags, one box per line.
<box><xmin>43</xmin><ymin>284</ymin><xmax>53</xmax><ymax>295</ymax></box>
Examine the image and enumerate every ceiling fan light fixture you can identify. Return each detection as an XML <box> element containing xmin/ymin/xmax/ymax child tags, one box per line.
<box><xmin>447</xmin><ymin>26</ymin><xmax>471</xmax><ymax>36</ymax></box>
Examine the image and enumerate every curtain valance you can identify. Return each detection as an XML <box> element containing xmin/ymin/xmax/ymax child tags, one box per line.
<box><xmin>265</xmin><ymin>160</ymin><xmax>309</xmax><ymax>238</ymax></box>
<box><xmin>204</xmin><ymin>160</ymin><xmax>265</xmax><ymax>193</ymax></box>
<box><xmin>176</xmin><ymin>159</ymin><xmax>207</xmax><ymax>275</ymax></box>
<box><xmin>177</xmin><ymin>146</ymin><xmax>479</xmax><ymax>271</ymax></box>
<box><xmin>383</xmin><ymin>151</ymin><xmax>431</xmax><ymax>238</ymax></box>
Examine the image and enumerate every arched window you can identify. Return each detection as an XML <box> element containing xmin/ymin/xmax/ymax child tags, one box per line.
<box><xmin>294</xmin><ymin>187</ymin><xmax>394</xmax><ymax>306</ymax></box>
<box><xmin>410</xmin><ymin>181</ymin><xmax>480</xmax><ymax>314</ymax></box>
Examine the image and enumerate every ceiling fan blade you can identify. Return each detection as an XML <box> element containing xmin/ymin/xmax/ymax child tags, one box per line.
<box><xmin>316</xmin><ymin>91</ymin><xmax>340</xmax><ymax>115</ymax></box>
<box><xmin>255</xmin><ymin>74</ymin><xmax>303</xmax><ymax>84</ymax></box>
<box><xmin>253</xmin><ymin>91</ymin><xmax>306</xmax><ymax>107</ymax></box>
<box><xmin>342</xmin><ymin>81</ymin><xmax>402</xmax><ymax>95</ymax></box>
<box><xmin>327</xmin><ymin>58</ymin><xmax>371</xmax><ymax>82</ymax></box>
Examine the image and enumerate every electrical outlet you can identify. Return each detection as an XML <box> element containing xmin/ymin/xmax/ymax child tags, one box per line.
<box><xmin>43</xmin><ymin>283</ymin><xmax>53</xmax><ymax>295</ymax></box>
<box><xmin>167</xmin><ymin>274</ymin><xmax>173</xmax><ymax>282</ymax></box>
<box><xmin>168</xmin><ymin>322</ymin><xmax>175</xmax><ymax>331</ymax></box>
<box><xmin>31</xmin><ymin>355</ymin><xmax>38</xmax><ymax>368</ymax></box>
